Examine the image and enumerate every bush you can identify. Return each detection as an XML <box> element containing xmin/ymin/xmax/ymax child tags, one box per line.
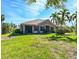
<box><xmin>56</xmin><ymin>28</ymin><xmax>65</xmax><ymax>35</ymax></box>
<box><xmin>10</xmin><ymin>29</ymin><xmax>21</xmax><ymax>36</ymax></box>
<box><xmin>49</xmin><ymin>34</ymin><xmax>64</xmax><ymax>40</ymax></box>
<box><xmin>58</xmin><ymin>37</ymin><xmax>69</xmax><ymax>41</ymax></box>
<box><xmin>49</xmin><ymin>33</ymin><xmax>77</xmax><ymax>42</ymax></box>
<box><xmin>51</xmin><ymin>34</ymin><xmax>57</xmax><ymax>40</ymax></box>
<box><xmin>14</xmin><ymin>29</ymin><xmax>20</xmax><ymax>33</ymax></box>
<box><xmin>2</xmin><ymin>23</ymin><xmax>16</xmax><ymax>34</ymax></box>
<box><xmin>64</xmin><ymin>27</ymin><xmax>72</xmax><ymax>33</ymax></box>
<box><xmin>66</xmin><ymin>36</ymin><xmax>77</xmax><ymax>42</ymax></box>
<box><xmin>54</xmin><ymin>26</ymin><xmax>72</xmax><ymax>35</ymax></box>
<box><xmin>48</xmin><ymin>34</ymin><xmax>57</xmax><ymax>40</ymax></box>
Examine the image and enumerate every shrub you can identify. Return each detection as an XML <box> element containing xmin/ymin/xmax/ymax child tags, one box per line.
<box><xmin>64</xmin><ymin>27</ymin><xmax>72</xmax><ymax>33</ymax></box>
<box><xmin>2</xmin><ymin>23</ymin><xmax>16</xmax><ymax>34</ymax></box>
<box><xmin>58</xmin><ymin>37</ymin><xmax>69</xmax><ymax>41</ymax></box>
<box><xmin>51</xmin><ymin>35</ymin><xmax>57</xmax><ymax>40</ymax></box>
<box><xmin>49</xmin><ymin>34</ymin><xmax>64</xmax><ymax>40</ymax></box>
<box><xmin>48</xmin><ymin>33</ymin><xmax>77</xmax><ymax>42</ymax></box>
<box><xmin>48</xmin><ymin>34</ymin><xmax>57</xmax><ymax>40</ymax></box>
<box><xmin>56</xmin><ymin>28</ymin><xmax>65</xmax><ymax>35</ymax></box>
<box><xmin>14</xmin><ymin>29</ymin><xmax>20</xmax><ymax>33</ymax></box>
<box><xmin>55</xmin><ymin>26</ymin><xmax>72</xmax><ymax>35</ymax></box>
<box><xmin>10</xmin><ymin>29</ymin><xmax>21</xmax><ymax>36</ymax></box>
<box><xmin>66</xmin><ymin>36</ymin><xmax>77</xmax><ymax>42</ymax></box>
<box><xmin>47</xmin><ymin>34</ymin><xmax>55</xmax><ymax>37</ymax></box>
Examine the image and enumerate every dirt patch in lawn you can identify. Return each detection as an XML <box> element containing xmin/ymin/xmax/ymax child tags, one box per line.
<box><xmin>49</xmin><ymin>41</ymin><xmax>77</xmax><ymax>59</ymax></box>
<box><xmin>1</xmin><ymin>36</ymin><xmax>16</xmax><ymax>40</ymax></box>
<box><xmin>35</xmin><ymin>35</ymin><xmax>77</xmax><ymax>59</ymax></box>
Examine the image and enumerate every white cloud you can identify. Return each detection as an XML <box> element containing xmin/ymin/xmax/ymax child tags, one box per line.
<box><xmin>26</xmin><ymin>0</ymin><xmax>46</xmax><ymax>16</ymax></box>
<box><xmin>7</xmin><ymin>0</ymin><xmax>47</xmax><ymax>17</ymax></box>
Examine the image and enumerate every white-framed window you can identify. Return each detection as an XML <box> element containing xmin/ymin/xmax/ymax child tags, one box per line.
<box><xmin>40</xmin><ymin>26</ymin><xmax>45</xmax><ymax>31</ymax></box>
<box><xmin>34</xmin><ymin>26</ymin><xmax>39</xmax><ymax>31</ymax></box>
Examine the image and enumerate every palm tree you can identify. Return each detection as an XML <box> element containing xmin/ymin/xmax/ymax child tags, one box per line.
<box><xmin>50</xmin><ymin>12</ymin><xmax>59</xmax><ymax>25</ymax></box>
<box><xmin>70</xmin><ymin>11</ymin><xmax>77</xmax><ymax>33</ymax></box>
<box><xmin>67</xmin><ymin>11</ymin><xmax>77</xmax><ymax>25</ymax></box>
<box><xmin>51</xmin><ymin>9</ymin><xmax>70</xmax><ymax>27</ymax></box>
<box><xmin>1</xmin><ymin>14</ymin><xmax>5</xmax><ymax>22</ymax></box>
<box><xmin>50</xmin><ymin>8</ymin><xmax>70</xmax><ymax>34</ymax></box>
<box><xmin>71</xmin><ymin>11</ymin><xmax>77</xmax><ymax>20</ymax></box>
<box><xmin>1</xmin><ymin>14</ymin><xmax>5</xmax><ymax>34</ymax></box>
<box><xmin>71</xmin><ymin>11</ymin><xmax>77</xmax><ymax>24</ymax></box>
<box><xmin>50</xmin><ymin>12</ymin><xmax>60</xmax><ymax>33</ymax></box>
<box><xmin>57</xmin><ymin>8</ymin><xmax>70</xmax><ymax>26</ymax></box>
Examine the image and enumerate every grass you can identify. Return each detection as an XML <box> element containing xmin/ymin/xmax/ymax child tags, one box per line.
<box><xmin>1</xmin><ymin>33</ymin><xmax>77</xmax><ymax>59</ymax></box>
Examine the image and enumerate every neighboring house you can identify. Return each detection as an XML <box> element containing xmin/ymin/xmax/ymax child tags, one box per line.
<box><xmin>20</xmin><ymin>19</ymin><xmax>54</xmax><ymax>34</ymax></box>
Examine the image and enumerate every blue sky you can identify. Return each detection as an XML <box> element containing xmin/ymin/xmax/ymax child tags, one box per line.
<box><xmin>1</xmin><ymin>0</ymin><xmax>76</xmax><ymax>25</ymax></box>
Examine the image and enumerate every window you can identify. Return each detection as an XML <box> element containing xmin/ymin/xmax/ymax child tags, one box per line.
<box><xmin>34</xmin><ymin>26</ymin><xmax>39</xmax><ymax>31</ymax></box>
<box><xmin>40</xmin><ymin>26</ymin><xmax>44</xmax><ymax>31</ymax></box>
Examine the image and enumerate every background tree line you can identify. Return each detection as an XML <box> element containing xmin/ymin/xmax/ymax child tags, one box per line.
<box><xmin>1</xmin><ymin>14</ymin><xmax>16</xmax><ymax>34</ymax></box>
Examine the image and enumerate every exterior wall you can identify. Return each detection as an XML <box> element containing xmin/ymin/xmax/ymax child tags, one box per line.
<box><xmin>32</xmin><ymin>26</ymin><xmax>41</xmax><ymax>33</ymax></box>
<box><xmin>32</xmin><ymin>25</ymin><xmax>52</xmax><ymax>33</ymax></box>
<box><xmin>23</xmin><ymin>25</ymin><xmax>25</xmax><ymax>34</ymax></box>
<box><xmin>20</xmin><ymin>24</ymin><xmax>24</xmax><ymax>33</ymax></box>
<box><xmin>32</xmin><ymin>26</ymin><xmax>34</xmax><ymax>33</ymax></box>
<box><xmin>20</xmin><ymin>25</ymin><xmax>53</xmax><ymax>34</ymax></box>
<box><xmin>20</xmin><ymin>24</ymin><xmax>22</xmax><ymax>32</ymax></box>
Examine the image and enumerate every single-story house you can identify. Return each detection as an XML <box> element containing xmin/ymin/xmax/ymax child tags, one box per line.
<box><xmin>20</xmin><ymin>19</ymin><xmax>54</xmax><ymax>34</ymax></box>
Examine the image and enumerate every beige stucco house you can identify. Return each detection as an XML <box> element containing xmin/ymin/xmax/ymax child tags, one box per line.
<box><xmin>20</xmin><ymin>19</ymin><xmax>54</xmax><ymax>34</ymax></box>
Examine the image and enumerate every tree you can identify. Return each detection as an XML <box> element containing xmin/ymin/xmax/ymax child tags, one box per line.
<box><xmin>71</xmin><ymin>11</ymin><xmax>77</xmax><ymax>25</ymax></box>
<box><xmin>1</xmin><ymin>14</ymin><xmax>5</xmax><ymax>22</ymax></box>
<box><xmin>2</xmin><ymin>23</ymin><xmax>16</xmax><ymax>34</ymax></box>
<box><xmin>51</xmin><ymin>8</ymin><xmax>70</xmax><ymax>27</ymax></box>
<box><xmin>50</xmin><ymin>8</ymin><xmax>70</xmax><ymax>34</ymax></box>
<box><xmin>57</xmin><ymin>9</ymin><xmax>70</xmax><ymax>26</ymax></box>
<box><xmin>71</xmin><ymin>11</ymin><xmax>77</xmax><ymax>20</ymax></box>
<box><xmin>50</xmin><ymin>12</ymin><xmax>59</xmax><ymax>25</ymax></box>
<box><xmin>50</xmin><ymin>12</ymin><xmax>60</xmax><ymax>33</ymax></box>
<box><xmin>1</xmin><ymin>14</ymin><xmax>5</xmax><ymax>34</ymax></box>
<box><xmin>70</xmin><ymin>11</ymin><xmax>77</xmax><ymax>33</ymax></box>
<box><xmin>26</xmin><ymin>0</ymin><xmax>67</xmax><ymax>8</ymax></box>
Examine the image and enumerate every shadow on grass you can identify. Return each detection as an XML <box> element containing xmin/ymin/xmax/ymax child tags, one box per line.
<box><xmin>66</xmin><ymin>37</ymin><xmax>77</xmax><ymax>42</ymax></box>
<box><xmin>9</xmin><ymin>32</ymin><xmax>50</xmax><ymax>36</ymax></box>
<box><xmin>9</xmin><ymin>31</ymin><xmax>77</xmax><ymax>43</ymax></box>
<box><xmin>48</xmin><ymin>34</ymin><xmax>77</xmax><ymax>43</ymax></box>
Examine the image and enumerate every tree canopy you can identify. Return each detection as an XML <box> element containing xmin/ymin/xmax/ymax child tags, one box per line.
<box><xmin>1</xmin><ymin>14</ymin><xmax>5</xmax><ymax>22</ymax></box>
<box><xmin>50</xmin><ymin>8</ymin><xmax>70</xmax><ymax>26</ymax></box>
<box><xmin>26</xmin><ymin>0</ymin><xmax>67</xmax><ymax>8</ymax></box>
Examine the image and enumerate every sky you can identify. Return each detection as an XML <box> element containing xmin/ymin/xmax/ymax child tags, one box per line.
<box><xmin>1</xmin><ymin>0</ymin><xmax>76</xmax><ymax>25</ymax></box>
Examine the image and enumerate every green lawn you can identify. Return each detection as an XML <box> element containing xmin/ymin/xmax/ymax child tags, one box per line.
<box><xmin>1</xmin><ymin>34</ymin><xmax>77</xmax><ymax>59</ymax></box>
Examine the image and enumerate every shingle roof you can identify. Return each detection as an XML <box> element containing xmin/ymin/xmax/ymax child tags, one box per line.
<box><xmin>22</xmin><ymin>19</ymin><xmax>48</xmax><ymax>25</ymax></box>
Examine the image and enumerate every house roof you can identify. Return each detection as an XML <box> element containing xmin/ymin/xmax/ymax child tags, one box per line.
<box><xmin>21</xmin><ymin>19</ymin><xmax>54</xmax><ymax>27</ymax></box>
<box><xmin>22</xmin><ymin>19</ymin><xmax>47</xmax><ymax>25</ymax></box>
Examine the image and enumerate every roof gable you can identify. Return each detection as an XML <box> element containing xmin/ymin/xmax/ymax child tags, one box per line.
<box><xmin>21</xmin><ymin>19</ymin><xmax>54</xmax><ymax>27</ymax></box>
<box><xmin>39</xmin><ymin>20</ymin><xmax>54</xmax><ymax>27</ymax></box>
<box><xmin>22</xmin><ymin>19</ymin><xmax>44</xmax><ymax>25</ymax></box>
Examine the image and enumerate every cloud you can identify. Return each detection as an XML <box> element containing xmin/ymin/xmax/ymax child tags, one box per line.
<box><xmin>2</xmin><ymin>0</ymin><xmax>47</xmax><ymax>18</ymax></box>
<box><xmin>26</xmin><ymin>0</ymin><xmax>46</xmax><ymax>16</ymax></box>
